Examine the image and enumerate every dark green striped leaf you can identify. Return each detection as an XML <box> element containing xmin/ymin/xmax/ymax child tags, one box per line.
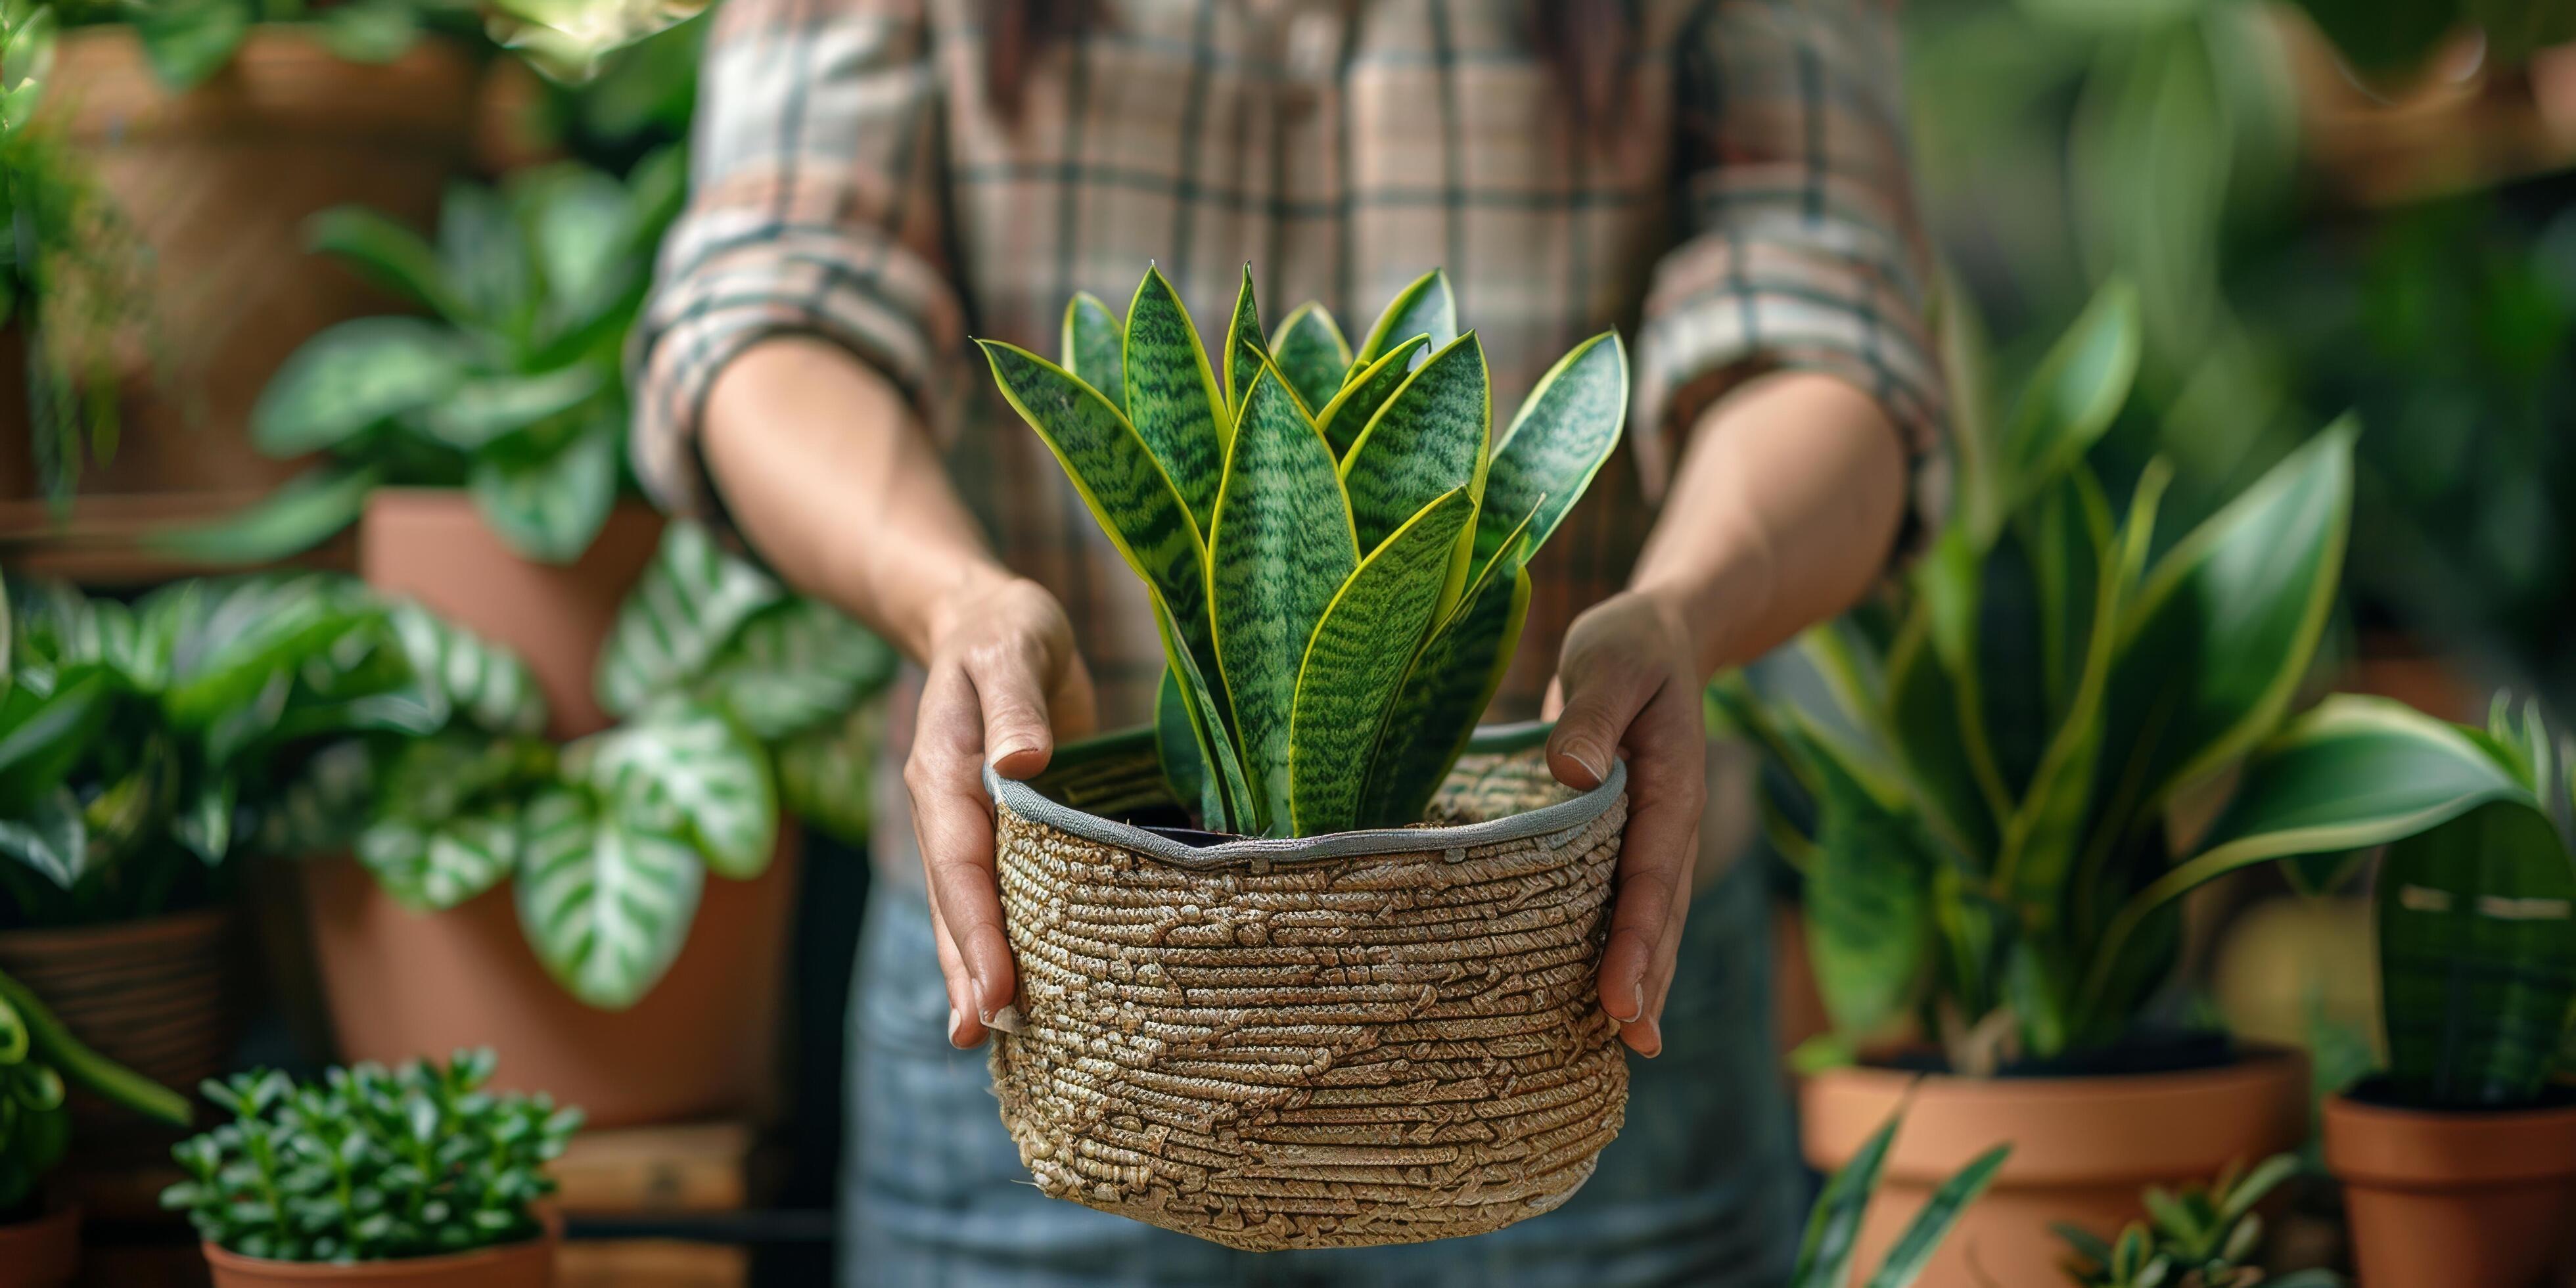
<box><xmin>2379</xmin><ymin>797</ymin><xmax>2576</xmax><ymax>1107</ymax></box>
<box><xmin>979</xmin><ymin>340</ymin><xmax>1222</xmax><ymax>696</ymax></box>
<box><xmin>1122</xmin><ymin>266</ymin><xmax>1228</xmax><ymax>529</ymax></box>
<box><xmin>1210</xmin><ymin>365</ymin><xmax>1358</xmax><ymax>826</ymax></box>
<box><xmin>1313</xmin><ymin>335</ymin><xmax>1429</xmax><ymax>459</ymax></box>
<box><xmin>1153</xmin><ymin>589</ymin><xmax>1255</xmax><ymax>833</ymax></box>
<box><xmin>1357</xmin><ymin>501</ymin><xmax>1539</xmax><ymax>829</ymax></box>
<box><xmin>1061</xmin><ymin>291</ymin><xmax>1126</xmax><ymax>415</ymax></box>
<box><xmin>1863</xmin><ymin>1144</ymin><xmax>2011</xmax><ymax>1288</ymax></box>
<box><xmin>1154</xmin><ymin>667</ymin><xmax>1218</xmax><ymax>827</ymax></box>
<box><xmin>1792</xmin><ymin>1106</ymin><xmax>1900</xmax><ymax>1288</ymax></box>
<box><xmin>1994</xmin><ymin>280</ymin><xmax>2138</xmax><ymax>530</ymax></box>
<box><xmin>515</xmin><ymin>784</ymin><xmax>704</xmax><ymax>1010</ymax></box>
<box><xmin>1221</xmin><ymin>264</ymin><xmax>1265</xmax><ymax>419</ymax></box>
<box><xmin>1475</xmin><ymin>331</ymin><xmax>1625</xmax><ymax>580</ymax></box>
<box><xmin>1287</xmin><ymin>488</ymin><xmax>1474</xmax><ymax>835</ymax></box>
<box><xmin>1807</xmin><ymin>741</ymin><xmax>1937</xmax><ymax>1043</ymax></box>
<box><xmin>1340</xmin><ymin>333</ymin><xmax>1488</xmax><ymax>555</ymax></box>
<box><xmin>1352</xmin><ymin>268</ymin><xmax>1458</xmax><ymax>371</ymax></box>
<box><xmin>1269</xmin><ymin>302</ymin><xmax>1350</xmax><ymax>412</ymax></box>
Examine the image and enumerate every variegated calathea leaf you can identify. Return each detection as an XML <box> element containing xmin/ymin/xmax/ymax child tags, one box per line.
<box><xmin>355</xmin><ymin>731</ymin><xmax>551</xmax><ymax>911</ymax></box>
<box><xmin>595</xmin><ymin>520</ymin><xmax>787</xmax><ymax>722</ymax></box>
<box><xmin>467</xmin><ymin>408</ymin><xmax>620</xmax><ymax>565</ymax></box>
<box><xmin>515</xmin><ymin>783</ymin><xmax>705</xmax><ymax>1010</ymax></box>
<box><xmin>384</xmin><ymin>598</ymin><xmax>549</xmax><ymax>737</ymax></box>
<box><xmin>697</xmin><ymin>598</ymin><xmax>896</xmax><ymax>741</ymax></box>
<box><xmin>569</xmin><ymin>701</ymin><xmax>777</xmax><ymax>879</ymax></box>
<box><xmin>256</xmin><ymin>740</ymin><xmax>380</xmax><ymax>858</ymax></box>
<box><xmin>775</xmin><ymin>701</ymin><xmax>883</xmax><ymax>843</ymax></box>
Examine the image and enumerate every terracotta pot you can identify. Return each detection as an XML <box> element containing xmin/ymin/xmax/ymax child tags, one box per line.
<box><xmin>2325</xmin><ymin>1093</ymin><xmax>2576</xmax><ymax>1287</ymax></box>
<box><xmin>203</xmin><ymin>1233</ymin><xmax>555</xmax><ymax>1288</ymax></box>
<box><xmin>18</xmin><ymin>31</ymin><xmax>476</xmax><ymax>507</ymax></box>
<box><xmin>357</xmin><ymin>489</ymin><xmax>665</xmax><ymax>740</ymax></box>
<box><xmin>302</xmin><ymin>835</ymin><xmax>797</xmax><ymax>1129</ymax></box>
<box><xmin>1800</xmin><ymin>1046</ymin><xmax>2311</xmax><ymax>1288</ymax></box>
<box><xmin>0</xmin><ymin>1205</ymin><xmax>80</xmax><ymax>1288</ymax></box>
<box><xmin>0</xmin><ymin>909</ymin><xmax>239</xmax><ymax>1137</ymax></box>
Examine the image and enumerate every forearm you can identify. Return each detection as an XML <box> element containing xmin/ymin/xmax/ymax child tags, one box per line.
<box><xmin>701</xmin><ymin>336</ymin><xmax>1013</xmax><ymax>663</ymax></box>
<box><xmin>1629</xmin><ymin>371</ymin><xmax>1908</xmax><ymax>679</ymax></box>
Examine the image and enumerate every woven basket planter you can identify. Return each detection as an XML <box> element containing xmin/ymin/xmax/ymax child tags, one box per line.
<box><xmin>984</xmin><ymin>724</ymin><xmax>1630</xmax><ymax>1251</ymax></box>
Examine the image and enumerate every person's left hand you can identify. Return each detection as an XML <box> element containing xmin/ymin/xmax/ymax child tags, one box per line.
<box><xmin>1544</xmin><ymin>587</ymin><xmax>1706</xmax><ymax>1059</ymax></box>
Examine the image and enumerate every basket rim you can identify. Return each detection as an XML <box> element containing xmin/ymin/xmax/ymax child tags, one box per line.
<box><xmin>984</xmin><ymin>721</ymin><xmax>1627</xmax><ymax>870</ymax></box>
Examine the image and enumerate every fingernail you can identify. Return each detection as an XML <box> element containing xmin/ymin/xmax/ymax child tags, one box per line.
<box><xmin>985</xmin><ymin>1003</ymin><xmax>1026</xmax><ymax>1035</ymax></box>
<box><xmin>988</xmin><ymin>743</ymin><xmax>1036</xmax><ymax>768</ymax></box>
<box><xmin>1607</xmin><ymin>980</ymin><xmax>1644</xmax><ymax>1024</ymax></box>
<box><xmin>1632</xmin><ymin>1013</ymin><xmax>1664</xmax><ymax>1059</ymax></box>
<box><xmin>1563</xmin><ymin>743</ymin><xmax>1608</xmax><ymax>785</ymax></box>
<box><xmin>947</xmin><ymin>1005</ymin><xmax>971</xmax><ymax>1047</ymax></box>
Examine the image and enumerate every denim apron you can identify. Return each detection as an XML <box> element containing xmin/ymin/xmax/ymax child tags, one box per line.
<box><xmin>840</xmin><ymin>846</ymin><xmax>1799</xmax><ymax>1287</ymax></box>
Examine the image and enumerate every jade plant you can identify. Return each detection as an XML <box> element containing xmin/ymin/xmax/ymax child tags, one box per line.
<box><xmin>1792</xmin><ymin>1104</ymin><xmax>2009</xmax><ymax>1288</ymax></box>
<box><xmin>594</xmin><ymin>520</ymin><xmax>898</xmax><ymax>842</ymax></box>
<box><xmin>1</xmin><ymin>966</ymin><xmax>192</xmax><ymax>1220</ymax></box>
<box><xmin>181</xmin><ymin>149</ymin><xmax>686</xmax><ymax>565</ymax></box>
<box><xmin>2056</xmin><ymin>1153</ymin><xmax>2339</xmax><ymax>1287</ymax></box>
<box><xmin>160</xmin><ymin>1049</ymin><xmax>580</xmax><ymax>1264</ymax></box>
<box><xmin>982</xmin><ymin>265</ymin><xmax>1627</xmax><ymax>837</ymax></box>
<box><xmin>1716</xmin><ymin>280</ymin><xmax>2576</xmax><ymax>1074</ymax></box>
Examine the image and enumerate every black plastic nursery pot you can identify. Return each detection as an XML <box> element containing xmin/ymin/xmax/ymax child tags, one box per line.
<box><xmin>984</xmin><ymin>723</ymin><xmax>1632</xmax><ymax>1251</ymax></box>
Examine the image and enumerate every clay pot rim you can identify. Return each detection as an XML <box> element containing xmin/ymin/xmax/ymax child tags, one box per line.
<box><xmin>201</xmin><ymin>1231</ymin><xmax>555</xmax><ymax>1280</ymax></box>
<box><xmin>1812</xmin><ymin>1040</ymin><xmax>2307</xmax><ymax>1101</ymax></box>
<box><xmin>2324</xmin><ymin>1091</ymin><xmax>2576</xmax><ymax>1187</ymax></box>
<box><xmin>0</xmin><ymin>904</ymin><xmax>233</xmax><ymax>953</ymax></box>
<box><xmin>0</xmin><ymin>1201</ymin><xmax>80</xmax><ymax>1239</ymax></box>
<box><xmin>53</xmin><ymin>28</ymin><xmax>480</xmax><ymax>145</ymax></box>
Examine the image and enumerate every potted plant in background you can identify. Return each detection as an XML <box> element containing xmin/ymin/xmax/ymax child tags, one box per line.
<box><xmin>1716</xmin><ymin>280</ymin><xmax>2573</xmax><ymax>1285</ymax></box>
<box><xmin>2055</xmin><ymin>1153</ymin><xmax>2339</xmax><ymax>1287</ymax></box>
<box><xmin>0</xmin><ymin>964</ymin><xmax>192</xmax><ymax>1288</ymax></box>
<box><xmin>1794</xmin><ymin>1105</ymin><xmax>2009</xmax><ymax>1288</ymax></box>
<box><xmin>971</xmin><ymin>264</ymin><xmax>1634</xmax><ymax>1246</ymax></box>
<box><xmin>29</xmin><ymin>0</ymin><xmax>480</xmax><ymax>511</ymax></box>
<box><xmin>2319</xmin><ymin>698</ymin><xmax>2576</xmax><ymax>1288</ymax></box>
<box><xmin>162</xmin><ymin>1048</ymin><xmax>581</xmax><ymax>1288</ymax></box>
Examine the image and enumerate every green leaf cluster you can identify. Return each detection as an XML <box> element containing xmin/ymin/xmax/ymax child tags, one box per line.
<box><xmin>159</xmin><ymin>1049</ymin><xmax>579</xmax><ymax>1264</ymax></box>
<box><xmin>1791</xmin><ymin>1103</ymin><xmax>2008</xmax><ymax>1288</ymax></box>
<box><xmin>983</xmin><ymin>265</ymin><xmax>1626</xmax><ymax>837</ymax></box>
<box><xmin>2056</xmin><ymin>1153</ymin><xmax>2339</xmax><ymax>1287</ymax></box>
<box><xmin>66</xmin><ymin>0</ymin><xmax>480</xmax><ymax>91</ymax></box>
<box><xmin>1723</xmin><ymin>279</ymin><xmax>2576</xmax><ymax>1072</ymax></box>
<box><xmin>181</xmin><ymin>149</ymin><xmax>687</xmax><ymax>565</ymax></box>
<box><xmin>0</xmin><ymin>965</ymin><xmax>191</xmax><ymax>1218</ymax></box>
<box><xmin>594</xmin><ymin>520</ymin><xmax>898</xmax><ymax>844</ymax></box>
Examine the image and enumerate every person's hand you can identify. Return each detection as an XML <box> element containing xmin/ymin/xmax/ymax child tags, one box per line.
<box><xmin>904</xmin><ymin>569</ymin><xmax>1097</xmax><ymax>1049</ymax></box>
<box><xmin>1544</xmin><ymin>588</ymin><xmax>1706</xmax><ymax>1058</ymax></box>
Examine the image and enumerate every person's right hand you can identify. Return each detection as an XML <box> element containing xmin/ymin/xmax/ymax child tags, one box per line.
<box><xmin>905</xmin><ymin>569</ymin><xmax>1097</xmax><ymax>1049</ymax></box>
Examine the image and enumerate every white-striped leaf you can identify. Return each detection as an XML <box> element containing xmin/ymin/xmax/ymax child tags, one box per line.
<box><xmin>595</xmin><ymin>520</ymin><xmax>787</xmax><ymax>721</ymax></box>
<box><xmin>570</xmin><ymin>701</ymin><xmax>776</xmax><ymax>879</ymax></box>
<box><xmin>378</xmin><ymin>599</ymin><xmax>549</xmax><ymax>737</ymax></box>
<box><xmin>699</xmin><ymin>598</ymin><xmax>896</xmax><ymax>741</ymax></box>
<box><xmin>467</xmin><ymin>410</ymin><xmax>619</xmax><ymax>564</ymax></box>
<box><xmin>775</xmin><ymin>701</ymin><xmax>881</xmax><ymax>843</ymax></box>
<box><xmin>514</xmin><ymin>785</ymin><xmax>704</xmax><ymax>1010</ymax></box>
<box><xmin>356</xmin><ymin>800</ymin><xmax>520</xmax><ymax>912</ymax></box>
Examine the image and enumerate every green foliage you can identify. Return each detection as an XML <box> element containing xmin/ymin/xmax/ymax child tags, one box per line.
<box><xmin>68</xmin><ymin>0</ymin><xmax>482</xmax><ymax>91</ymax></box>
<box><xmin>179</xmin><ymin>150</ymin><xmax>687</xmax><ymax>564</ymax></box>
<box><xmin>482</xmin><ymin>0</ymin><xmax>708</xmax><ymax>80</ymax></box>
<box><xmin>1724</xmin><ymin>281</ymin><xmax>2569</xmax><ymax>1072</ymax></box>
<box><xmin>2055</xmin><ymin>1153</ymin><xmax>2340</xmax><ymax>1287</ymax></box>
<box><xmin>1791</xmin><ymin>1103</ymin><xmax>2008</xmax><ymax>1288</ymax></box>
<box><xmin>160</xmin><ymin>1050</ymin><xmax>578</xmax><ymax>1264</ymax></box>
<box><xmin>981</xmin><ymin>264</ymin><xmax>1626</xmax><ymax>837</ymax></box>
<box><xmin>0</xmin><ymin>965</ymin><xmax>190</xmax><ymax>1218</ymax></box>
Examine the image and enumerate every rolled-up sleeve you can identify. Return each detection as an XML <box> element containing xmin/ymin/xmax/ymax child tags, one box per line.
<box><xmin>630</xmin><ymin>0</ymin><xmax>964</xmax><ymax>526</ymax></box>
<box><xmin>1634</xmin><ymin>0</ymin><xmax>1948</xmax><ymax>548</ymax></box>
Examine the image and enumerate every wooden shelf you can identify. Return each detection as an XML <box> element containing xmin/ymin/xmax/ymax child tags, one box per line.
<box><xmin>0</xmin><ymin>491</ymin><xmax>354</xmax><ymax>587</ymax></box>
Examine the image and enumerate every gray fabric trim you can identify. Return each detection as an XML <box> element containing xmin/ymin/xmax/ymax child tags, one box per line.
<box><xmin>984</xmin><ymin>745</ymin><xmax>1627</xmax><ymax>872</ymax></box>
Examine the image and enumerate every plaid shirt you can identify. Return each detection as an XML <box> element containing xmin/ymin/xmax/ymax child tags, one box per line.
<box><xmin>634</xmin><ymin>0</ymin><xmax>1944</xmax><ymax>865</ymax></box>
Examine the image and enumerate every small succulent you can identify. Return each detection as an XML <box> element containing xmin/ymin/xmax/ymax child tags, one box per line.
<box><xmin>0</xmin><ymin>965</ymin><xmax>191</xmax><ymax>1219</ymax></box>
<box><xmin>1793</xmin><ymin>1103</ymin><xmax>2009</xmax><ymax>1288</ymax></box>
<box><xmin>160</xmin><ymin>1049</ymin><xmax>580</xmax><ymax>1264</ymax></box>
<box><xmin>982</xmin><ymin>265</ymin><xmax>1628</xmax><ymax>837</ymax></box>
<box><xmin>2056</xmin><ymin>1154</ymin><xmax>2341</xmax><ymax>1288</ymax></box>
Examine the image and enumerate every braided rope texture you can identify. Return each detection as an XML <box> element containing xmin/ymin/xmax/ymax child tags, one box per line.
<box><xmin>991</xmin><ymin>748</ymin><xmax>1630</xmax><ymax>1251</ymax></box>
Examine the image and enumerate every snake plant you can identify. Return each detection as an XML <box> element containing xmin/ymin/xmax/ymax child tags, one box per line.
<box><xmin>1</xmin><ymin>965</ymin><xmax>191</xmax><ymax>1220</ymax></box>
<box><xmin>1791</xmin><ymin>1105</ymin><xmax>2008</xmax><ymax>1288</ymax></box>
<box><xmin>983</xmin><ymin>265</ymin><xmax>1627</xmax><ymax>837</ymax></box>
<box><xmin>1719</xmin><ymin>279</ymin><xmax>2576</xmax><ymax>1074</ymax></box>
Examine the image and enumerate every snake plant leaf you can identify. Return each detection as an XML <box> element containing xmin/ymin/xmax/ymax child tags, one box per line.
<box><xmin>1862</xmin><ymin>1144</ymin><xmax>2012</xmax><ymax>1288</ymax></box>
<box><xmin>1806</xmin><ymin>741</ymin><xmax>1937</xmax><ymax>1044</ymax></box>
<box><xmin>1352</xmin><ymin>268</ymin><xmax>1458</xmax><ymax>371</ymax></box>
<box><xmin>1154</xmin><ymin>667</ymin><xmax>1218</xmax><ymax>826</ymax></box>
<box><xmin>1474</xmin><ymin>330</ymin><xmax>1626</xmax><ymax>581</ymax></box>
<box><xmin>250</xmin><ymin>319</ymin><xmax>464</xmax><ymax>456</ymax></box>
<box><xmin>1270</xmin><ymin>303</ymin><xmax>1352</xmax><ymax>411</ymax></box>
<box><xmin>0</xmin><ymin>788</ymin><xmax>88</xmax><ymax>891</ymax></box>
<box><xmin>1061</xmin><ymin>291</ymin><xmax>1127</xmax><ymax>415</ymax></box>
<box><xmin>776</xmin><ymin>701</ymin><xmax>881</xmax><ymax>843</ymax></box>
<box><xmin>596</xmin><ymin>520</ymin><xmax>787</xmax><ymax>722</ymax></box>
<box><xmin>979</xmin><ymin>339</ymin><xmax>1224</xmax><ymax>694</ymax></box>
<box><xmin>1313</xmin><ymin>335</ymin><xmax>1431</xmax><ymax>459</ymax></box>
<box><xmin>1222</xmin><ymin>264</ymin><xmax>1266</xmax><ymax>419</ymax></box>
<box><xmin>572</xmin><ymin>701</ymin><xmax>777</xmax><ymax>880</ymax></box>
<box><xmin>468</xmin><ymin>411</ymin><xmax>619</xmax><ymax>564</ymax></box>
<box><xmin>2083</xmin><ymin>695</ymin><xmax>2544</xmax><ymax>1014</ymax></box>
<box><xmin>1992</xmin><ymin>279</ymin><xmax>2139</xmax><ymax>534</ymax></box>
<box><xmin>1882</xmin><ymin>607</ymin><xmax>2001</xmax><ymax>863</ymax></box>
<box><xmin>1357</xmin><ymin>500</ymin><xmax>1540</xmax><ymax>829</ymax></box>
<box><xmin>1287</xmin><ymin>487</ymin><xmax>1475</xmax><ymax>835</ymax></box>
<box><xmin>1153</xmin><ymin>588</ymin><xmax>1254</xmax><ymax>833</ymax></box>
<box><xmin>1792</xmin><ymin>1105</ymin><xmax>1902</xmax><ymax>1288</ymax></box>
<box><xmin>1210</xmin><ymin>365</ymin><xmax>1360</xmax><ymax>816</ymax></box>
<box><xmin>2020</xmin><ymin>467</ymin><xmax>2115</xmax><ymax>718</ymax></box>
<box><xmin>1121</xmin><ymin>266</ymin><xmax>1229</xmax><ymax>529</ymax></box>
<box><xmin>517</xmin><ymin>784</ymin><xmax>705</xmax><ymax>1010</ymax></box>
<box><xmin>699</xmin><ymin>598</ymin><xmax>896</xmax><ymax>740</ymax></box>
<box><xmin>2096</xmin><ymin>421</ymin><xmax>2353</xmax><ymax>834</ymax></box>
<box><xmin>384</xmin><ymin>599</ymin><xmax>548</xmax><ymax>737</ymax></box>
<box><xmin>2378</xmin><ymin>798</ymin><xmax>2576</xmax><ymax>1107</ymax></box>
<box><xmin>1340</xmin><ymin>332</ymin><xmax>1489</xmax><ymax>556</ymax></box>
